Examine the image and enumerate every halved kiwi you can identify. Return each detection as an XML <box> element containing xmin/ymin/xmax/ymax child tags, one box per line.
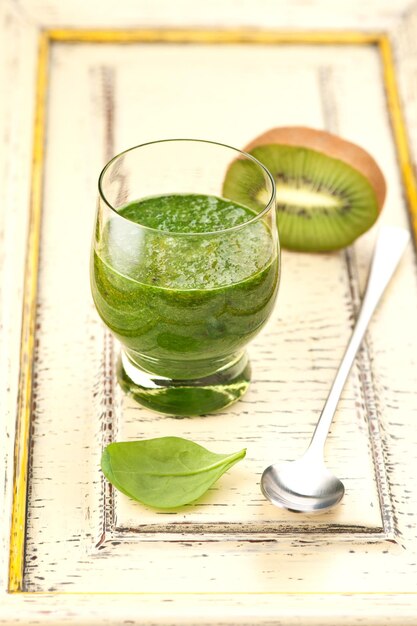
<box><xmin>223</xmin><ymin>127</ymin><xmax>386</xmax><ymax>252</ymax></box>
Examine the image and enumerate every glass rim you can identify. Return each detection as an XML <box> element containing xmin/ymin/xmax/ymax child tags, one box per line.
<box><xmin>97</xmin><ymin>138</ymin><xmax>276</xmax><ymax>237</ymax></box>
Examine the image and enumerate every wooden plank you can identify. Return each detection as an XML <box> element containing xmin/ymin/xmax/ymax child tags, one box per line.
<box><xmin>8</xmin><ymin>30</ymin><xmax>49</xmax><ymax>595</ymax></box>
<box><xmin>13</xmin><ymin>0</ymin><xmax>414</xmax><ymax>30</ymax></box>
<box><xmin>0</xmin><ymin>0</ymin><xmax>39</xmax><ymax>591</ymax></box>
<box><xmin>0</xmin><ymin>591</ymin><xmax>417</xmax><ymax>626</ymax></box>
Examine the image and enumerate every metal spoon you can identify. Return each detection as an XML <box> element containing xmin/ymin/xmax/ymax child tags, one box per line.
<box><xmin>261</xmin><ymin>226</ymin><xmax>410</xmax><ymax>514</ymax></box>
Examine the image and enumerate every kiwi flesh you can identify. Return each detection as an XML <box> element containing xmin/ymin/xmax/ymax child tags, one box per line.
<box><xmin>223</xmin><ymin>127</ymin><xmax>386</xmax><ymax>252</ymax></box>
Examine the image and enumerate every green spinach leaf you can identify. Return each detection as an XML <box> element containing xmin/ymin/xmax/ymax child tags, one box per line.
<box><xmin>101</xmin><ymin>437</ymin><xmax>246</xmax><ymax>509</ymax></box>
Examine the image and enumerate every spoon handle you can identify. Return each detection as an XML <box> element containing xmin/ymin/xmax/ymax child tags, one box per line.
<box><xmin>308</xmin><ymin>226</ymin><xmax>410</xmax><ymax>456</ymax></box>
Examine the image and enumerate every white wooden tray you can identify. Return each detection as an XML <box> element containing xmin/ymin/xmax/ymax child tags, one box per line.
<box><xmin>2</xmin><ymin>5</ymin><xmax>417</xmax><ymax>624</ymax></box>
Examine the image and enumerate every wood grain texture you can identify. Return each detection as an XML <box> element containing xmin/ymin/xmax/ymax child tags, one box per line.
<box><xmin>1</xmin><ymin>1</ymin><xmax>417</xmax><ymax>623</ymax></box>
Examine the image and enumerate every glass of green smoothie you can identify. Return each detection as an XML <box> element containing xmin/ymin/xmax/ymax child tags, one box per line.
<box><xmin>91</xmin><ymin>139</ymin><xmax>280</xmax><ymax>416</ymax></box>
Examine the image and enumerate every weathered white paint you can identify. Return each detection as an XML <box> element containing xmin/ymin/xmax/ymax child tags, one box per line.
<box><xmin>2</xmin><ymin>0</ymin><xmax>417</xmax><ymax>622</ymax></box>
<box><xmin>12</xmin><ymin>0</ymin><xmax>415</xmax><ymax>30</ymax></box>
<box><xmin>1</xmin><ymin>592</ymin><xmax>417</xmax><ymax>626</ymax></box>
<box><xmin>0</xmin><ymin>0</ymin><xmax>38</xmax><ymax>592</ymax></box>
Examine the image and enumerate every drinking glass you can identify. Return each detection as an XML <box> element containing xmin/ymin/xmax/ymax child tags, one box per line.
<box><xmin>91</xmin><ymin>139</ymin><xmax>280</xmax><ymax>416</ymax></box>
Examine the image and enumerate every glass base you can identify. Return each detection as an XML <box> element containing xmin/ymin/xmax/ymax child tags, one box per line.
<box><xmin>117</xmin><ymin>351</ymin><xmax>251</xmax><ymax>416</ymax></box>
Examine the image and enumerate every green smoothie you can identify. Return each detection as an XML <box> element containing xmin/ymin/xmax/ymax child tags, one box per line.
<box><xmin>91</xmin><ymin>194</ymin><xmax>279</xmax><ymax>382</ymax></box>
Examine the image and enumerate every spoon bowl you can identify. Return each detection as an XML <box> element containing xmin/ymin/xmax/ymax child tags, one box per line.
<box><xmin>261</xmin><ymin>457</ymin><xmax>345</xmax><ymax>513</ymax></box>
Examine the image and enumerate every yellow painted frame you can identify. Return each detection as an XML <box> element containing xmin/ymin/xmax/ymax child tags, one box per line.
<box><xmin>8</xmin><ymin>28</ymin><xmax>417</xmax><ymax>595</ymax></box>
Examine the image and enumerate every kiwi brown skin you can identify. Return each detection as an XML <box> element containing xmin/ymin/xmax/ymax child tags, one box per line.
<box><xmin>243</xmin><ymin>127</ymin><xmax>386</xmax><ymax>212</ymax></box>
